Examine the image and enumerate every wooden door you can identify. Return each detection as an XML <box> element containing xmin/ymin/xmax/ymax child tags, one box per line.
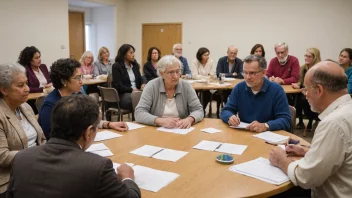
<box><xmin>142</xmin><ymin>23</ymin><xmax>182</xmax><ymax>72</ymax></box>
<box><xmin>69</xmin><ymin>11</ymin><xmax>85</xmax><ymax>60</ymax></box>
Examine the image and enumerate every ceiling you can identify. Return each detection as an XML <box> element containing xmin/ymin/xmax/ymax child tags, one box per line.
<box><xmin>68</xmin><ymin>0</ymin><xmax>107</xmax><ymax>8</ymax></box>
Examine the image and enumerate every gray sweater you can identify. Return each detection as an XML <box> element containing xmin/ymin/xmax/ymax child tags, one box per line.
<box><xmin>135</xmin><ymin>77</ymin><xmax>204</xmax><ymax>126</ymax></box>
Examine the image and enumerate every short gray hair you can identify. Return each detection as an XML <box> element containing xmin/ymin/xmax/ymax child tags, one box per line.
<box><xmin>157</xmin><ymin>55</ymin><xmax>183</xmax><ymax>75</ymax></box>
<box><xmin>172</xmin><ymin>43</ymin><xmax>182</xmax><ymax>53</ymax></box>
<box><xmin>243</xmin><ymin>54</ymin><xmax>267</xmax><ymax>70</ymax></box>
<box><xmin>310</xmin><ymin>65</ymin><xmax>347</xmax><ymax>92</ymax></box>
<box><xmin>274</xmin><ymin>42</ymin><xmax>289</xmax><ymax>51</ymax></box>
<box><xmin>0</xmin><ymin>63</ymin><xmax>26</xmax><ymax>91</ymax></box>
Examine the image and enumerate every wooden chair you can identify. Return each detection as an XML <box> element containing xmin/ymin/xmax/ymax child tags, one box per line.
<box><xmin>35</xmin><ymin>95</ymin><xmax>46</xmax><ymax>114</ymax></box>
<box><xmin>131</xmin><ymin>91</ymin><xmax>142</xmax><ymax>113</ymax></box>
<box><xmin>98</xmin><ymin>86</ymin><xmax>132</xmax><ymax>121</ymax></box>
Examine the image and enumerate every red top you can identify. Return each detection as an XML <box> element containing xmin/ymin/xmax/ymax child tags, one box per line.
<box><xmin>266</xmin><ymin>55</ymin><xmax>300</xmax><ymax>85</ymax></box>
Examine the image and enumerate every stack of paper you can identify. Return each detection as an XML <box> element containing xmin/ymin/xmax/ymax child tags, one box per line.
<box><xmin>253</xmin><ymin>131</ymin><xmax>289</xmax><ymax>144</ymax></box>
<box><xmin>201</xmin><ymin>128</ymin><xmax>222</xmax><ymax>134</ymax></box>
<box><xmin>228</xmin><ymin>157</ymin><xmax>290</xmax><ymax>185</ymax></box>
<box><xmin>157</xmin><ymin>127</ymin><xmax>195</xmax><ymax>135</ymax></box>
<box><xmin>94</xmin><ymin>131</ymin><xmax>123</xmax><ymax>142</ymax></box>
<box><xmin>86</xmin><ymin>143</ymin><xmax>113</xmax><ymax>157</ymax></box>
<box><xmin>130</xmin><ymin>145</ymin><xmax>188</xmax><ymax>162</ymax></box>
<box><xmin>126</xmin><ymin>122</ymin><xmax>145</xmax><ymax>131</ymax></box>
<box><xmin>193</xmin><ymin>140</ymin><xmax>247</xmax><ymax>155</ymax></box>
<box><xmin>133</xmin><ymin>165</ymin><xmax>179</xmax><ymax>192</ymax></box>
<box><xmin>230</xmin><ymin>122</ymin><xmax>249</xmax><ymax>129</ymax></box>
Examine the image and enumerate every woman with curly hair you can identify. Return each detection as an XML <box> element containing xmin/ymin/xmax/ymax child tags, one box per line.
<box><xmin>18</xmin><ymin>46</ymin><xmax>52</xmax><ymax>93</ymax></box>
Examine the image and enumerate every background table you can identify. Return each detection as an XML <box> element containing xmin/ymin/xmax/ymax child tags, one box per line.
<box><xmin>101</xmin><ymin>118</ymin><xmax>308</xmax><ymax>198</ymax></box>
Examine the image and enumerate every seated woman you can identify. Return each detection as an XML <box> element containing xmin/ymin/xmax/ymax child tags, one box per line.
<box><xmin>79</xmin><ymin>51</ymin><xmax>94</xmax><ymax>94</ymax></box>
<box><xmin>93</xmin><ymin>47</ymin><xmax>113</xmax><ymax>76</ymax></box>
<box><xmin>135</xmin><ymin>55</ymin><xmax>204</xmax><ymax>129</ymax></box>
<box><xmin>0</xmin><ymin>63</ymin><xmax>46</xmax><ymax>196</ymax></box>
<box><xmin>112</xmin><ymin>44</ymin><xmax>145</xmax><ymax>111</ymax></box>
<box><xmin>190</xmin><ymin>47</ymin><xmax>216</xmax><ymax>111</ymax></box>
<box><xmin>38</xmin><ymin>58</ymin><xmax>129</xmax><ymax>140</ymax></box>
<box><xmin>143</xmin><ymin>47</ymin><xmax>161</xmax><ymax>82</ymax></box>
<box><xmin>292</xmin><ymin>48</ymin><xmax>320</xmax><ymax>132</ymax></box>
<box><xmin>338</xmin><ymin>48</ymin><xmax>352</xmax><ymax>94</ymax></box>
<box><xmin>250</xmin><ymin>44</ymin><xmax>266</xmax><ymax>57</ymax></box>
<box><xmin>18</xmin><ymin>46</ymin><xmax>52</xmax><ymax>93</ymax></box>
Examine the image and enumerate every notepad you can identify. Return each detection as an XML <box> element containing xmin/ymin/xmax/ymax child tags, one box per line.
<box><xmin>228</xmin><ymin>157</ymin><xmax>290</xmax><ymax>185</ymax></box>
<box><xmin>193</xmin><ymin>140</ymin><xmax>247</xmax><ymax>155</ymax></box>
<box><xmin>94</xmin><ymin>131</ymin><xmax>123</xmax><ymax>142</ymax></box>
<box><xmin>130</xmin><ymin>145</ymin><xmax>188</xmax><ymax>162</ymax></box>
<box><xmin>86</xmin><ymin>143</ymin><xmax>113</xmax><ymax>157</ymax></box>
<box><xmin>126</xmin><ymin>122</ymin><xmax>146</xmax><ymax>131</ymax></box>
<box><xmin>157</xmin><ymin>127</ymin><xmax>195</xmax><ymax>134</ymax></box>
<box><xmin>133</xmin><ymin>165</ymin><xmax>179</xmax><ymax>192</ymax></box>
<box><xmin>201</xmin><ymin>127</ymin><xmax>222</xmax><ymax>134</ymax></box>
<box><xmin>253</xmin><ymin>131</ymin><xmax>289</xmax><ymax>144</ymax></box>
<box><xmin>230</xmin><ymin>122</ymin><xmax>250</xmax><ymax>129</ymax></box>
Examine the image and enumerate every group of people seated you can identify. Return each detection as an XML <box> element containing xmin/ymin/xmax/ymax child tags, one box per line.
<box><xmin>0</xmin><ymin>41</ymin><xmax>351</xmax><ymax>197</ymax></box>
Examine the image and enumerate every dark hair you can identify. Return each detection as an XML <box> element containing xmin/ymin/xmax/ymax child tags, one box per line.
<box><xmin>115</xmin><ymin>44</ymin><xmax>135</xmax><ymax>64</ymax></box>
<box><xmin>18</xmin><ymin>46</ymin><xmax>41</xmax><ymax>67</ymax></box>
<box><xmin>243</xmin><ymin>54</ymin><xmax>267</xmax><ymax>70</ymax></box>
<box><xmin>51</xmin><ymin>94</ymin><xmax>100</xmax><ymax>141</ymax></box>
<box><xmin>196</xmin><ymin>47</ymin><xmax>210</xmax><ymax>62</ymax></box>
<box><xmin>250</xmin><ymin>44</ymin><xmax>266</xmax><ymax>57</ymax></box>
<box><xmin>310</xmin><ymin>65</ymin><xmax>348</xmax><ymax>92</ymax></box>
<box><xmin>340</xmin><ymin>48</ymin><xmax>352</xmax><ymax>60</ymax></box>
<box><xmin>50</xmin><ymin>58</ymin><xmax>81</xmax><ymax>89</ymax></box>
<box><xmin>147</xmin><ymin>47</ymin><xmax>161</xmax><ymax>62</ymax></box>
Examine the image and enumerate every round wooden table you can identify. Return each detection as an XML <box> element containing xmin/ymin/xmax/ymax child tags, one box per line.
<box><xmin>100</xmin><ymin>118</ymin><xmax>308</xmax><ymax>198</ymax></box>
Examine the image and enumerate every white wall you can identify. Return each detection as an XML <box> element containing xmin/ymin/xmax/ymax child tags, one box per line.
<box><xmin>125</xmin><ymin>0</ymin><xmax>352</xmax><ymax>65</ymax></box>
<box><xmin>0</xmin><ymin>0</ymin><xmax>69</xmax><ymax>66</ymax></box>
<box><xmin>92</xmin><ymin>6</ymin><xmax>117</xmax><ymax>59</ymax></box>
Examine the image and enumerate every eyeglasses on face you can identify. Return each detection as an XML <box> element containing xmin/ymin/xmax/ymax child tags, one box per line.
<box><xmin>301</xmin><ymin>84</ymin><xmax>317</xmax><ymax>95</ymax></box>
<box><xmin>165</xmin><ymin>69</ymin><xmax>181</xmax><ymax>76</ymax></box>
<box><xmin>72</xmin><ymin>74</ymin><xmax>83</xmax><ymax>81</ymax></box>
<box><xmin>241</xmin><ymin>70</ymin><xmax>263</xmax><ymax>77</ymax></box>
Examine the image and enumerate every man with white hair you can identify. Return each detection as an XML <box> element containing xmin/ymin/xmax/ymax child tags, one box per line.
<box><xmin>266</xmin><ymin>42</ymin><xmax>300</xmax><ymax>85</ymax></box>
<box><xmin>216</xmin><ymin>45</ymin><xmax>243</xmax><ymax>79</ymax></box>
<box><xmin>172</xmin><ymin>43</ymin><xmax>191</xmax><ymax>77</ymax></box>
<box><xmin>269</xmin><ymin>61</ymin><xmax>352</xmax><ymax>198</ymax></box>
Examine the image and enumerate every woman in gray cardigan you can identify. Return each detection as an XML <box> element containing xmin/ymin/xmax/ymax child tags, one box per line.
<box><xmin>135</xmin><ymin>55</ymin><xmax>204</xmax><ymax>129</ymax></box>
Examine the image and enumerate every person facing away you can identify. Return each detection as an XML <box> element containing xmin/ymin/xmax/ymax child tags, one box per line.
<box><xmin>220</xmin><ymin>54</ymin><xmax>291</xmax><ymax>132</ymax></box>
<box><xmin>7</xmin><ymin>94</ymin><xmax>141</xmax><ymax>198</ymax></box>
<box><xmin>266</xmin><ymin>42</ymin><xmax>300</xmax><ymax>85</ymax></box>
<box><xmin>269</xmin><ymin>60</ymin><xmax>352</xmax><ymax>198</ymax></box>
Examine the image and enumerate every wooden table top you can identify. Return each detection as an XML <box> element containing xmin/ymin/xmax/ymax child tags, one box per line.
<box><xmin>191</xmin><ymin>79</ymin><xmax>301</xmax><ymax>94</ymax></box>
<box><xmin>100</xmin><ymin>118</ymin><xmax>307</xmax><ymax>198</ymax></box>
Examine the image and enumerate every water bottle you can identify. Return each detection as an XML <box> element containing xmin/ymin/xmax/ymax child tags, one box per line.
<box><xmin>220</xmin><ymin>73</ymin><xmax>225</xmax><ymax>84</ymax></box>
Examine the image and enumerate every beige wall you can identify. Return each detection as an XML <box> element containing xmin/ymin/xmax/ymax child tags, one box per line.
<box><xmin>124</xmin><ymin>0</ymin><xmax>352</xmax><ymax>66</ymax></box>
<box><xmin>0</xmin><ymin>0</ymin><xmax>69</xmax><ymax>66</ymax></box>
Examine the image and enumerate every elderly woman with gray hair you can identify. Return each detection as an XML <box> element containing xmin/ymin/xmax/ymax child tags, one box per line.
<box><xmin>135</xmin><ymin>55</ymin><xmax>204</xmax><ymax>129</ymax></box>
<box><xmin>0</xmin><ymin>63</ymin><xmax>46</xmax><ymax>197</ymax></box>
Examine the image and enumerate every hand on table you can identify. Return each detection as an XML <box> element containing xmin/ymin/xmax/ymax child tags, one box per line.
<box><xmin>247</xmin><ymin>121</ymin><xmax>267</xmax><ymax>133</ymax></box>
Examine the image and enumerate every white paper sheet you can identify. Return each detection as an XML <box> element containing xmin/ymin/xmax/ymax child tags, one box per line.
<box><xmin>228</xmin><ymin>157</ymin><xmax>289</xmax><ymax>185</ymax></box>
<box><xmin>94</xmin><ymin>131</ymin><xmax>123</xmax><ymax>142</ymax></box>
<box><xmin>86</xmin><ymin>143</ymin><xmax>114</xmax><ymax>157</ymax></box>
<box><xmin>277</xmin><ymin>144</ymin><xmax>286</xmax><ymax>150</ymax></box>
<box><xmin>152</xmin><ymin>149</ymin><xmax>188</xmax><ymax>162</ymax></box>
<box><xmin>208</xmin><ymin>82</ymin><xmax>231</xmax><ymax>86</ymax></box>
<box><xmin>253</xmin><ymin>131</ymin><xmax>289</xmax><ymax>144</ymax></box>
<box><xmin>157</xmin><ymin>127</ymin><xmax>195</xmax><ymax>134</ymax></box>
<box><xmin>215</xmin><ymin>143</ymin><xmax>247</xmax><ymax>155</ymax></box>
<box><xmin>192</xmin><ymin>140</ymin><xmax>222</xmax><ymax>151</ymax></box>
<box><xmin>129</xmin><ymin>145</ymin><xmax>164</xmax><ymax>157</ymax></box>
<box><xmin>224</xmin><ymin>77</ymin><xmax>236</xmax><ymax>81</ymax></box>
<box><xmin>126</xmin><ymin>122</ymin><xmax>146</xmax><ymax>131</ymax></box>
<box><xmin>230</xmin><ymin>122</ymin><xmax>250</xmax><ymax>129</ymax></box>
<box><xmin>133</xmin><ymin>165</ymin><xmax>179</xmax><ymax>192</ymax></box>
<box><xmin>112</xmin><ymin>162</ymin><xmax>135</xmax><ymax>173</ymax></box>
<box><xmin>201</xmin><ymin>128</ymin><xmax>222</xmax><ymax>134</ymax></box>
<box><xmin>184</xmin><ymin>80</ymin><xmax>203</xmax><ymax>83</ymax></box>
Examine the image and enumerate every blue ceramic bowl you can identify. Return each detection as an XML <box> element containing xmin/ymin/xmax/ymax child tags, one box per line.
<box><xmin>216</xmin><ymin>154</ymin><xmax>234</xmax><ymax>164</ymax></box>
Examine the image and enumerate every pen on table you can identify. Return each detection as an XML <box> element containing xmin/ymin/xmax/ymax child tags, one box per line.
<box><xmin>151</xmin><ymin>149</ymin><xmax>164</xmax><ymax>157</ymax></box>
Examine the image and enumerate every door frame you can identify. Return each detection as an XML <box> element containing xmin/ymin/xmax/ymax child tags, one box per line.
<box><xmin>68</xmin><ymin>10</ymin><xmax>86</xmax><ymax>59</ymax></box>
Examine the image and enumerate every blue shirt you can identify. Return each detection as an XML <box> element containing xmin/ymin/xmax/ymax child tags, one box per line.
<box><xmin>179</xmin><ymin>56</ymin><xmax>191</xmax><ymax>75</ymax></box>
<box><xmin>345</xmin><ymin>66</ymin><xmax>352</xmax><ymax>94</ymax></box>
<box><xmin>220</xmin><ymin>78</ymin><xmax>291</xmax><ymax>131</ymax></box>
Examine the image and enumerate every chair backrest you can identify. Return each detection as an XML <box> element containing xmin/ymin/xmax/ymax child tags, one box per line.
<box><xmin>35</xmin><ymin>95</ymin><xmax>46</xmax><ymax>113</ymax></box>
<box><xmin>98</xmin><ymin>86</ymin><xmax>120</xmax><ymax>103</ymax></box>
<box><xmin>131</xmin><ymin>91</ymin><xmax>142</xmax><ymax>113</ymax></box>
<box><xmin>289</xmin><ymin>105</ymin><xmax>296</xmax><ymax>133</ymax></box>
<box><xmin>107</xmin><ymin>74</ymin><xmax>113</xmax><ymax>87</ymax></box>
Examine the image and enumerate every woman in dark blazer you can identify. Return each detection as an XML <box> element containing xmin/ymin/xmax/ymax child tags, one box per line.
<box><xmin>18</xmin><ymin>46</ymin><xmax>52</xmax><ymax>93</ymax></box>
<box><xmin>112</xmin><ymin>44</ymin><xmax>145</xmax><ymax>110</ymax></box>
<box><xmin>143</xmin><ymin>47</ymin><xmax>161</xmax><ymax>82</ymax></box>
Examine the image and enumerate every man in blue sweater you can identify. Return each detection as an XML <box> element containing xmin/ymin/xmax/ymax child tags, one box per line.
<box><xmin>220</xmin><ymin>54</ymin><xmax>291</xmax><ymax>132</ymax></box>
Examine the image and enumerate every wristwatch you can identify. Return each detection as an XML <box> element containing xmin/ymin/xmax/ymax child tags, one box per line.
<box><xmin>264</xmin><ymin>123</ymin><xmax>269</xmax><ymax>130</ymax></box>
